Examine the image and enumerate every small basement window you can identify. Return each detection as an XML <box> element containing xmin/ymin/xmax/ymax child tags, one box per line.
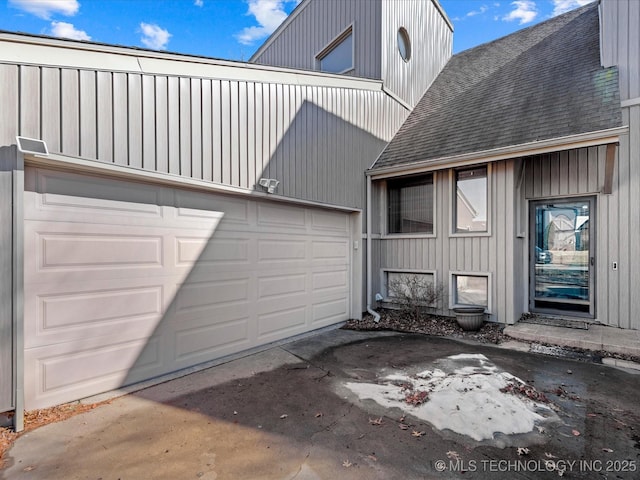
<box><xmin>387</xmin><ymin>173</ymin><xmax>434</xmax><ymax>234</ymax></box>
<box><xmin>452</xmin><ymin>274</ymin><xmax>489</xmax><ymax>308</ymax></box>
<box><xmin>454</xmin><ymin>166</ymin><xmax>488</xmax><ymax>233</ymax></box>
<box><xmin>316</xmin><ymin>26</ymin><xmax>354</xmax><ymax>74</ymax></box>
<box><xmin>386</xmin><ymin>271</ymin><xmax>436</xmax><ymax>303</ymax></box>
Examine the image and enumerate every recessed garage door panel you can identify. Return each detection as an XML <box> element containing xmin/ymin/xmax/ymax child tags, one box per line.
<box><xmin>24</xmin><ymin>167</ymin><xmax>353</xmax><ymax>409</ymax></box>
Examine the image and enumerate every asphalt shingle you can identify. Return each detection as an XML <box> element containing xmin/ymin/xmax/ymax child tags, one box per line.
<box><xmin>372</xmin><ymin>3</ymin><xmax>622</xmax><ymax>171</ymax></box>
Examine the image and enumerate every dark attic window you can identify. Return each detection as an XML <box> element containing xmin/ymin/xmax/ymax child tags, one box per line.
<box><xmin>387</xmin><ymin>174</ymin><xmax>434</xmax><ymax>234</ymax></box>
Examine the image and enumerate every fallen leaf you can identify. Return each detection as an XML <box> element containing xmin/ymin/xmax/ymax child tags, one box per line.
<box><xmin>315</xmin><ymin>412</ymin><xmax>323</xmax><ymax>418</ymax></box>
<box><xmin>411</xmin><ymin>430</ymin><xmax>425</xmax><ymax>437</ymax></box>
<box><xmin>447</xmin><ymin>451</ymin><xmax>460</xmax><ymax>461</ymax></box>
<box><xmin>367</xmin><ymin>455</ymin><xmax>378</xmax><ymax>462</ymax></box>
<box><xmin>399</xmin><ymin>423</ymin><xmax>409</xmax><ymax>430</ymax></box>
<box><xmin>369</xmin><ymin>417</ymin><xmax>383</xmax><ymax>426</ymax></box>
<box><xmin>567</xmin><ymin>370</ymin><xmax>573</xmax><ymax>374</ymax></box>
<box><xmin>280</xmin><ymin>414</ymin><xmax>288</xmax><ymax>419</ymax></box>
<box><xmin>587</xmin><ymin>413</ymin><xmax>598</xmax><ymax>417</ymax></box>
<box><xmin>545</xmin><ymin>453</ymin><xmax>558</xmax><ymax>459</ymax></box>
<box><xmin>233</xmin><ymin>411</ymin><xmax>238</xmax><ymax>415</ymax></box>
<box><xmin>23</xmin><ymin>466</ymin><xmax>36</xmax><ymax>472</ymax></box>
<box><xmin>602</xmin><ymin>448</ymin><xmax>614</xmax><ymax>453</ymax></box>
<box><xmin>517</xmin><ymin>447</ymin><xmax>530</xmax><ymax>456</ymax></box>
<box><xmin>572</xmin><ymin>429</ymin><xmax>580</xmax><ymax>436</ymax></box>
<box><xmin>342</xmin><ymin>460</ymin><xmax>352</xmax><ymax>468</ymax></box>
<box><xmin>399</xmin><ymin>414</ymin><xmax>406</xmax><ymax>422</ymax></box>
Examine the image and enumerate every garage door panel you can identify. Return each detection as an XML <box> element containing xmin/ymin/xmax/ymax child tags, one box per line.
<box><xmin>173</xmin><ymin>278</ymin><xmax>250</xmax><ymax>314</ymax></box>
<box><xmin>312</xmin><ymin>297</ymin><xmax>349</xmax><ymax>325</ymax></box>
<box><xmin>311</xmin><ymin>210</ymin><xmax>350</xmax><ymax>235</ymax></box>
<box><xmin>174</xmin><ymin>318</ymin><xmax>251</xmax><ymax>365</ymax></box>
<box><xmin>24</xmin><ymin>335</ymin><xmax>163</xmax><ymax>407</ymax></box>
<box><xmin>258</xmin><ymin>273</ymin><xmax>307</xmax><ymax>299</ymax></box>
<box><xmin>24</xmin><ymin>280</ymin><xmax>166</xmax><ymax>349</ymax></box>
<box><xmin>258</xmin><ymin>239</ymin><xmax>307</xmax><ymax>263</ymax></box>
<box><xmin>257</xmin><ymin>306</ymin><xmax>308</xmax><ymax>339</ymax></box>
<box><xmin>175</xmin><ymin>236</ymin><xmax>251</xmax><ymax>266</ymax></box>
<box><xmin>257</xmin><ymin>202</ymin><xmax>307</xmax><ymax>229</ymax></box>
<box><xmin>25</xmin><ymin>169</ymin><xmax>165</xmax><ymax>221</ymax></box>
<box><xmin>312</xmin><ymin>269</ymin><xmax>348</xmax><ymax>292</ymax></box>
<box><xmin>174</xmin><ymin>190</ymin><xmax>250</xmax><ymax>225</ymax></box>
<box><xmin>312</xmin><ymin>240</ymin><xmax>349</xmax><ymax>261</ymax></box>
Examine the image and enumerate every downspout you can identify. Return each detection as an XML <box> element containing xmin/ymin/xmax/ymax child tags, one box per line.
<box><xmin>366</xmin><ymin>175</ymin><xmax>380</xmax><ymax>322</ymax></box>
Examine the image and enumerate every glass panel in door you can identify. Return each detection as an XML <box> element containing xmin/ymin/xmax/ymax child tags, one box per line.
<box><xmin>531</xmin><ymin>199</ymin><xmax>593</xmax><ymax>315</ymax></box>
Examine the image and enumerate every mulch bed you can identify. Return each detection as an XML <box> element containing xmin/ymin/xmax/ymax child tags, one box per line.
<box><xmin>343</xmin><ymin>309</ymin><xmax>506</xmax><ymax>344</ymax></box>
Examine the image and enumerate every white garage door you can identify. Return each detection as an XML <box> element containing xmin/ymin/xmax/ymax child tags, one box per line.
<box><xmin>24</xmin><ymin>167</ymin><xmax>353</xmax><ymax>409</ymax></box>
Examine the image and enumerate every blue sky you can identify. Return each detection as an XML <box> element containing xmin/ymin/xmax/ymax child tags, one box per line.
<box><xmin>1</xmin><ymin>0</ymin><xmax>592</xmax><ymax>61</ymax></box>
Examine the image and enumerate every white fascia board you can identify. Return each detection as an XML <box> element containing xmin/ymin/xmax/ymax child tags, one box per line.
<box><xmin>367</xmin><ymin>126</ymin><xmax>629</xmax><ymax>179</ymax></box>
<box><xmin>0</xmin><ymin>33</ymin><xmax>383</xmax><ymax>91</ymax></box>
<box><xmin>24</xmin><ymin>152</ymin><xmax>361</xmax><ymax>213</ymax></box>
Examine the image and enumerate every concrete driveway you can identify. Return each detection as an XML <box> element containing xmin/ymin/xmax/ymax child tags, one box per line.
<box><xmin>2</xmin><ymin>329</ymin><xmax>639</xmax><ymax>479</ymax></box>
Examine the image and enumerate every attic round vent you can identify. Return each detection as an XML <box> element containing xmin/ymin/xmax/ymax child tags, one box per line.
<box><xmin>397</xmin><ymin>27</ymin><xmax>411</xmax><ymax>62</ymax></box>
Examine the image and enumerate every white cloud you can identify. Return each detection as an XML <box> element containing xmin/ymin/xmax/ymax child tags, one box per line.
<box><xmin>503</xmin><ymin>0</ymin><xmax>538</xmax><ymax>24</ymax></box>
<box><xmin>236</xmin><ymin>0</ymin><xmax>289</xmax><ymax>46</ymax></box>
<box><xmin>139</xmin><ymin>22</ymin><xmax>171</xmax><ymax>50</ymax></box>
<box><xmin>50</xmin><ymin>21</ymin><xmax>90</xmax><ymax>40</ymax></box>
<box><xmin>467</xmin><ymin>5</ymin><xmax>488</xmax><ymax>17</ymax></box>
<box><xmin>194</xmin><ymin>0</ymin><xmax>203</xmax><ymax>6</ymax></box>
<box><xmin>8</xmin><ymin>0</ymin><xmax>79</xmax><ymax>20</ymax></box>
<box><xmin>551</xmin><ymin>0</ymin><xmax>591</xmax><ymax>16</ymax></box>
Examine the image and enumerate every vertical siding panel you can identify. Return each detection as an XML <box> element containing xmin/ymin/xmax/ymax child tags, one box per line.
<box><xmin>230</xmin><ymin>81</ymin><xmax>240</xmax><ymax>186</ymax></box>
<box><xmin>281</xmin><ymin>84</ymin><xmax>291</xmax><ymax>196</ymax></box>
<box><xmin>79</xmin><ymin>70</ymin><xmax>97</xmax><ymax>159</ymax></box>
<box><xmin>179</xmin><ymin>77</ymin><xmax>191</xmax><ymax>177</ymax></box>
<box><xmin>587</xmin><ymin>146</ymin><xmax>598</xmax><ymax>192</ymax></box>
<box><xmin>167</xmin><ymin>76</ymin><xmax>180</xmax><ymax>175</ymax></box>
<box><xmin>268</xmin><ymin>83</ymin><xmax>277</xmax><ymax>183</ymax></box>
<box><xmin>112</xmin><ymin>72</ymin><xmax>128</xmax><ymax>165</ymax></box>
<box><xmin>220</xmin><ymin>81</ymin><xmax>231</xmax><ymax>184</ymax></box>
<box><xmin>261</xmin><ymin>83</ymin><xmax>270</xmax><ymax>182</ymax></box>
<box><xmin>142</xmin><ymin>75</ymin><xmax>156</xmax><ymax>171</ymax></box>
<box><xmin>191</xmin><ymin>78</ymin><xmax>202</xmax><ymax>180</ymax></box>
<box><xmin>0</xmin><ymin>65</ymin><xmax>18</xmax><ymax>145</ymax></box>
<box><xmin>238</xmin><ymin>81</ymin><xmax>248</xmax><ymax>188</ymax></box>
<box><xmin>567</xmin><ymin>149</ymin><xmax>578</xmax><ymax>193</ymax></box>
<box><xmin>254</xmin><ymin>81</ymin><xmax>264</xmax><ymax>184</ymax></box>
<box><xmin>19</xmin><ymin>66</ymin><xmax>40</xmax><ymax>140</ymax></box>
<box><xmin>201</xmin><ymin>79</ymin><xmax>213</xmax><ymax>182</ymax></box>
<box><xmin>155</xmin><ymin>76</ymin><xmax>169</xmax><ymax>174</ymax></box>
<box><xmin>61</xmin><ymin>69</ymin><xmax>80</xmax><ymax>156</ymax></box>
<box><xmin>246</xmin><ymin>82</ymin><xmax>256</xmax><ymax>188</ymax></box>
<box><xmin>96</xmin><ymin>71</ymin><xmax>112</xmax><ymax>162</ymax></box>
<box><xmin>212</xmin><ymin>80</ymin><xmax>222</xmax><ymax>183</ymax></box>
<box><xmin>577</xmin><ymin>148</ymin><xmax>588</xmax><ymax>193</ymax></box>
<box><xmin>558</xmin><ymin>151</ymin><xmax>569</xmax><ymax>195</ymax></box>
<box><xmin>127</xmin><ymin>74</ymin><xmax>142</xmax><ymax>168</ymax></box>
<box><xmin>628</xmin><ymin>107</ymin><xmax>640</xmax><ymax>329</ymax></box>
<box><xmin>41</xmin><ymin>67</ymin><xmax>60</xmax><ymax>152</ymax></box>
<box><xmin>618</xmin><ymin>127</ymin><xmax>630</xmax><ymax>329</ymax></box>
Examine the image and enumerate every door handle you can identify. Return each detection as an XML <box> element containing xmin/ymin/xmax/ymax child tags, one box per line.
<box><xmin>590</xmin><ymin>257</ymin><xmax>595</xmax><ymax>266</ymax></box>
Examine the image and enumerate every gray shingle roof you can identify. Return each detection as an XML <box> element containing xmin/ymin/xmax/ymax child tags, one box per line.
<box><xmin>372</xmin><ymin>3</ymin><xmax>622</xmax><ymax>171</ymax></box>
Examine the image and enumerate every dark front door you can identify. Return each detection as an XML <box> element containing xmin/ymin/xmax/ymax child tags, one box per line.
<box><xmin>530</xmin><ymin>198</ymin><xmax>595</xmax><ymax>317</ymax></box>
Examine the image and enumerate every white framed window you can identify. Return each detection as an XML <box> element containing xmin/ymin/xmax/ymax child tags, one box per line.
<box><xmin>316</xmin><ymin>25</ymin><xmax>354</xmax><ymax>74</ymax></box>
<box><xmin>386</xmin><ymin>173</ymin><xmax>435</xmax><ymax>235</ymax></box>
<box><xmin>450</xmin><ymin>272</ymin><xmax>491</xmax><ymax>311</ymax></box>
<box><xmin>383</xmin><ymin>269</ymin><xmax>437</xmax><ymax>304</ymax></box>
<box><xmin>452</xmin><ymin>165</ymin><xmax>490</xmax><ymax>235</ymax></box>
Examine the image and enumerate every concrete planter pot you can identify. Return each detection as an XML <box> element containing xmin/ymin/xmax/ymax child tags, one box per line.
<box><xmin>453</xmin><ymin>306</ymin><xmax>486</xmax><ymax>331</ymax></box>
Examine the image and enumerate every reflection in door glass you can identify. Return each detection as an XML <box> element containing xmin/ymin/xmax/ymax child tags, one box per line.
<box><xmin>534</xmin><ymin>202</ymin><xmax>590</xmax><ymax>313</ymax></box>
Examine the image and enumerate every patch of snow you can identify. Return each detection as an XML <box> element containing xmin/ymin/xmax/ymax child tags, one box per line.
<box><xmin>344</xmin><ymin>354</ymin><xmax>557</xmax><ymax>444</ymax></box>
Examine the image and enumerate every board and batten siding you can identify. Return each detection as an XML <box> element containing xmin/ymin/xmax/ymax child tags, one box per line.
<box><xmin>250</xmin><ymin>0</ymin><xmax>382</xmax><ymax>80</ymax></box>
<box><xmin>0</xmin><ymin>59</ymin><xmax>407</xmax><ymax>211</ymax></box>
<box><xmin>523</xmin><ymin>145</ymin><xmax>640</xmax><ymax>330</ymax></box>
<box><xmin>373</xmin><ymin>160</ymin><xmax>518</xmax><ymax>324</ymax></box>
<box><xmin>381</xmin><ymin>0</ymin><xmax>453</xmax><ymax>108</ymax></box>
<box><xmin>601</xmin><ymin>0</ymin><xmax>640</xmax><ymax>103</ymax></box>
<box><xmin>599</xmin><ymin>0</ymin><xmax>640</xmax><ymax>330</ymax></box>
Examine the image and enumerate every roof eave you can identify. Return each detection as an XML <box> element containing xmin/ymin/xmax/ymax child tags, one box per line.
<box><xmin>368</xmin><ymin>126</ymin><xmax>628</xmax><ymax>179</ymax></box>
